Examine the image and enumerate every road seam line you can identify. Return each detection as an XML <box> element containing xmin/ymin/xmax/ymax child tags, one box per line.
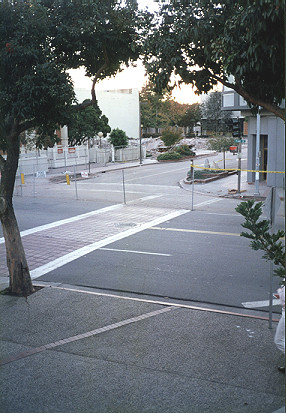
<box><xmin>38</xmin><ymin>285</ymin><xmax>280</xmax><ymax>322</ymax></box>
<box><xmin>151</xmin><ymin>227</ymin><xmax>240</xmax><ymax>237</ymax></box>
<box><xmin>99</xmin><ymin>248</ymin><xmax>171</xmax><ymax>256</ymax></box>
<box><xmin>0</xmin><ymin>306</ymin><xmax>176</xmax><ymax>366</ymax></box>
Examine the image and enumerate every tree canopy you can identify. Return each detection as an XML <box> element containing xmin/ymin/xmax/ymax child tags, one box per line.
<box><xmin>140</xmin><ymin>82</ymin><xmax>172</xmax><ymax>131</ymax></box>
<box><xmin>0</xmin><ymin>0</ymin><xmax>144</xmax><ymax>295</ymax></box>
<box><xmin>143</xmin><ymin>0</ymin><xmax>285</xmax><ymax>120</ymax></box>
<box><xmin>0</xmin><ymin>0</ymin><xmax>141</xmax><ymax>149</ymax></box>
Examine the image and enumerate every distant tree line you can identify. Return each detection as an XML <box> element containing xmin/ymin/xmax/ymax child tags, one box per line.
<box><xmin>140</xmin><ymin>84</ymin><xmax>232</xmax><ymax>137</ymax></box>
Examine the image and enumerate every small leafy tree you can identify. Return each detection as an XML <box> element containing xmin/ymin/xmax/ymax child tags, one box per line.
<box><xmin>68</xmin><ymin>100</ymin><xmax>111</xmax><ymax>147</ymax></box>
<box><xmin>207</xmin><ymin>136</ymin><xmax>236</xmax><ymax>169</ymax></box>
<box><xmin>178</xmin><ymin>103</ymin><xmax>201</xmax><ymax>136</ymax></box>
<box><xmin>161</xmin><ymin>128</ymin><xmax>181</xmax><ymax>149</ymax></box>
<box><xmin>109</xmin><ymin>128</ymin><xmax>128</xmax><ymax>148</ymax></box>
<box><xmin>201</xmin><ymin>92</ymin><xmax>231</xmax><ymax>134</ymax></box>
<box><xmin>235</xmin><ymin>200</ymin><xmax>285</xmax><ymax>283</ymax></box>
<box><xmin>140</xmin><ymin>81</ymin><xmax>200</xmax><ymax>134</ymax></box>
<box><xmin>140</xmin><ymin>82</ymin><xmax>172</xmax><ymax>132</ymax></box>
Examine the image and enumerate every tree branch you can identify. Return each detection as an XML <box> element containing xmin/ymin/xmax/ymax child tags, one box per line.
<box><xmin>208</xmin><ymin>72</ymin><xmax>285</xmax><ymax>121</ymax></box>
<box><xmin>0</xmin><ymin>154</ymin><xmax>6</xmax><ymax>171</ymax></box>
<box><xmin>18</xmin><ymin>119</ymin><xmax>36</xmax><ymax>134</ymax></box>
<box><xmin>75</xmin><ymin>46</ymin><xmax>109</xmax><ymax>111</ymax></box>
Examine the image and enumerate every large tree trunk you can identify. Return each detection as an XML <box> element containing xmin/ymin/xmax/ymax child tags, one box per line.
<box><xmin>0</xmin><ymin>125</ymin><xmax>34</xmax><ymax>296</ymax></box>
<box><xmin>0</xmin><ymin>201</ymin><xmax>34</xmax><ymax>296</ymax></box>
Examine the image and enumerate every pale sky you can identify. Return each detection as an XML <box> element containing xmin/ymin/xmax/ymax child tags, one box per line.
<box><xmin>69</xmin><ymin>0</ymin><xmax>200</xmax><ymax>105</ymax></box>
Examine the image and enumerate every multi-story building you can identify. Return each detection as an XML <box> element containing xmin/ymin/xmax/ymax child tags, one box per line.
<box><xmin>222</xmin><ymin>86</ymin><xmax>285</xmax><ymax>189</ymax></box>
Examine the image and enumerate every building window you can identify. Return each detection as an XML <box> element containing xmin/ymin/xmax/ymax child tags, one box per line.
<box><xmin>222</xmin><ymin>93</ymin><xmax>235</xmax><ymax>107</ymax></box>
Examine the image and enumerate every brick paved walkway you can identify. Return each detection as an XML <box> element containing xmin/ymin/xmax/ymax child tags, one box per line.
<box><xmin>0</xmin><ymin>204</ymin><xmax>189</xmax><ymax>278</ymax></box>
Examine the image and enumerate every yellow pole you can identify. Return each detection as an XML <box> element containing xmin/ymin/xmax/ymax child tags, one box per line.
<box><xmin>21</xmin><ymin>173</ymin><xmax>25</xmax><ymax>185</ymax></box>
<box><xmin>66</xmin><ymin>173</ymin><xmax>70</xmax><ymax>185</ymax></box>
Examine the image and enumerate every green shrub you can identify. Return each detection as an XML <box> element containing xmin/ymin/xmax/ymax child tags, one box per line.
<box><xmin>175</xmin><ymin>144</ymin><xmax>195</xmax><ymax>156</ymax></box>
<box><xmin>236</xmin><ymin>200</ymin><xmax>285</xmax><ymax>280</ymax></box>
<box><xmin>109</xmin><ymin>128</ymin><xmax>128</xmax><ymax>148</ymax></box>
<box><xmin>161</xmin><ymin>128</ymin><xmax>181</xmax><ymax>147</ymax></box>
<box><xmin>157</xmin><ymin>151</ymin><xmax>182</xmax><ymax>161</ymax></box>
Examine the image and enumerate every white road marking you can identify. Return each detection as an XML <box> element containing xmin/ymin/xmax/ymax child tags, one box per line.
<box><xmin>79</xmin><ymin>182</ymin><xmax>179</xmax><ymax>190</ymax></box>
<box><xmin>0</xmin><ymin>204</ymin><xmax>123</xmax><ymax>244</ymax></box>
<box><xmin>69</xmin><ymin>189</ymin><xmax>153</xmax><ymax>194</ymax></box>
<box><xmin>99</xmin><ymin>247</ymin><xmax>171</xmax><ymax>256</ymax></box>
<box><xmin>124</xmin><ymin>167</ymin><xmax>188</xmax><ymax>182</ymax></box>
<box><xmin>194</xmin><ymin>198</ymin><xmax>224</xmax><ymax>207</ymax></box>
<box><xmin>242</xmin><ymin>299</ymin><xmax>280</xmax><ymax>308</ymax></box>
<box><xmin>130</xmin><ymin>195</ymin><xmax>161</xmax><ymax>202</ymax></box>
<box><xmin>30</xmin><ymin>208</ymin><xmax>189</xmax><ymax>279</ymax></box>
<box><xmin>204</xmin><ymin>212</ymin><xmax>240</xmax><ymax>217</ymax></box>
<box><xmin>0</xmin><ymin>196</ymin><xmax>161</xmax><ymax>244</ymax></box>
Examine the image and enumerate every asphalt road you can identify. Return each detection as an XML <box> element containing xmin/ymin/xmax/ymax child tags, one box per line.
<box><xmin>2</xmin><ymin>152</ymin><xmax>282</xmax><ymax>314</ymax></box>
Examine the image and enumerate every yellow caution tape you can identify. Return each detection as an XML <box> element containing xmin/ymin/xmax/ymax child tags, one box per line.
<box><xmin>191</xmin><ymin>165</ymin><xmax>285</xmax><ymax>174</ymax></box>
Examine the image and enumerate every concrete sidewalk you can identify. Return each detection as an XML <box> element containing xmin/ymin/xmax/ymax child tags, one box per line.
<box><xmin>2</xmin><ymin>155</ymin><xmax>284</xmax><ymax>412</ymax></box>
<box><xmin>180</xmin><ymin>170</ymin><xmax>283</xmax><ymax>200</ymax></box>
<box><xmin>0</xmin><ymin>285</ymin><xmax>285</xmax><ymax>413</ymax></box>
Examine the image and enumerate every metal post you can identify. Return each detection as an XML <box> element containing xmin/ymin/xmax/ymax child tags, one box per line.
<box><xmin>19</xmin><ymin>163</ymin><xmax>23</xmax><ymax>197</ymax></box>
<box><xmin>237</xmin><ymin>141</ymin><xmax>242</xmax><ymax>193</ymax></box>
<box><xmin>64</xmin><ymin>146</ymin><xmax>67</xmax><ymax>169</ymax></box>
<box><xmin>139</xmin><ymin>124</ymin><xmax>142</xmax><ymax>165</ymax></box>
<box><xmin>269</xmin><ymin>262</ymin><xmax>274</xmax><ymax>329</ymax></box>
<box><xmin>191</xmin><ymin>160</ymin><xmax>195</xmax><ymax>211</ymax></box>
<box><xmin>73</xmin><ymin>163</ymin><xmax>78</xmax><ymax>200</ymax></box>
<box><xmin>33</xmin><ymin>164</ymin><xmax>36</xmax><ymax>198</ymax></box>
<box><xmin>88</xmin><ymin>139</ymin><xmax>90</xmax><ymax>174</ymax></box>
<box><xmin>254</xmin><ymin>108</ymin><xmax>261</xmax><ymax>195</ymax></box>
<box><xmin>122</xmin><ymin>169</ymin><xmax>126</xmax><ymax>204</ymax></box>
<box><xmin>268</xmin><ymin>187</ymin><xmax>276</xmax><ymax>329</ymax></box>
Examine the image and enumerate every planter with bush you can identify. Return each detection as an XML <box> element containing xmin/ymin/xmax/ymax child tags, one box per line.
<box><xmin>186</xmin><ymin>168</ymin><xmax>229</xmax><ymax>183</ymax></box>
<box><xmin>157</xmin><ymin>152</ymin><xmax>182</xmax><ymax>161</ymax></box>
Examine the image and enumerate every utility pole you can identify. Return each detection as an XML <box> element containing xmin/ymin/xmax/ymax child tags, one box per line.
<box><xmin>237</xmin><ymin>141</ymin><xmax>242</xmax><ymax>193</ymax></box>
<box><xmin>254</xmin><ymin>107</ymin><xmax>261</xmax><ymax>195</ymax></box>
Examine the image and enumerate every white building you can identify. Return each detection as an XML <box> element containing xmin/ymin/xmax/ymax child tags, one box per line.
<box><xmin>75</xmin><ymin>87</ymin><xmax>140</xmax><ymax>140</ymax></box>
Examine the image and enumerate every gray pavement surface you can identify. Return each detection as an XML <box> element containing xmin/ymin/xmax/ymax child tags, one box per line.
<box><xmin>0</xmin><ymin>286</ymin><xmax>285</xmax><ymax>413</ymax></box>
<box><xmin>1</xmin><ymin>156</ymin><xmax>285</xmax><ymax>412</ymax></box>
